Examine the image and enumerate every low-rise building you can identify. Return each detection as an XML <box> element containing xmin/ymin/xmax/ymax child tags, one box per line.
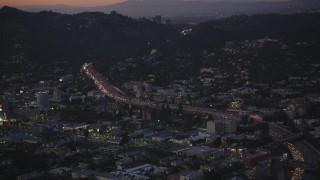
<box><xmin>184</xmin><ymin>146</ymin><xmax>224</xmax><ymax>160</ymax></box>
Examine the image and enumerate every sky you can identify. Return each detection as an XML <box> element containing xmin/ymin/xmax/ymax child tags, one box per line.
<box><xmin>0</xmin><ymin>0</ymin><xmax>292</xmax><ymax>7</ymax></box>
<box><xmin>0</xmin><ymin>0</ymin><xmax>126</xmax><ymax>7</ymax></box>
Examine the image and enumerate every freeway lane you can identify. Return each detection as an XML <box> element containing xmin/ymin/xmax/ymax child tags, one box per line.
<box><xmin>82</xmin><ymin>62</ymin><xmax>239</xmax><ymax>120</ymax></box>
<box><xmin>270</xmin><ymin>123</ymin><xmax>320</xmax><ymax>179</ymax></box>
<box><xmin>82</xmin><ymin>62</ymin><xmax>320</xmax><ymax>179</ymax></box>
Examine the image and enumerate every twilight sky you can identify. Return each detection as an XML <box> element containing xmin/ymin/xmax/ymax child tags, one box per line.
<box><xmin>0</xmin><ymin>0</ymin><xmax>291</xmax><ymax>7</ymax></box>
<box><xmin>0</xmin><ymin>0</ymin><xmax>126</xmax><ymax>7</ymax></box>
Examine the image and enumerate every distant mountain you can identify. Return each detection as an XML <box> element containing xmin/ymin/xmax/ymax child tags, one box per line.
<box><xmin>14</xmin><ymin>0</ymin><xmax>320</xmax><ymax>21</ymax></box>
<box><xmin>0</xmin><ymin>6</ymin><xmax>27</xmax><ymax>14</ymax></box>
<box><xmin>97</xmin><ymin>0</ymin><xmax>320</xmax><ymax>17</ymax></box>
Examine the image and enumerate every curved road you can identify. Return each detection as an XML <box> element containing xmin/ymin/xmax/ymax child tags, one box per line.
<box><xmin>270</xmin><ymin>123</ymin><xmax>320</xmax><ymax>179</ymax></box>
<box><xmin>82</xmin><ymin>62</ymin><xmax>320</xmax><ymax>179</ymax></box>
<box><xmin>82</xmin><ymin>62</ymin><xmax>239</xmax><ymax>120</ymax></box>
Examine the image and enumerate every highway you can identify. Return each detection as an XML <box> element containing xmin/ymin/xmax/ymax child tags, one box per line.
<box><xmin>270</xmin><ymin>123</ymin><xmax>320</xmax><ymax>179</ymax></box>
<box><xmin>82</xmin><ymin>62</ymin><xmax>239</xmax><ymax>120</ymax></box>
<box><xmin>285</xmin><ymin>160</ymin><xmax>320</xmax><ymax>173</ymax></box>
<box><xmin>82</xmin><ymin>62</ymin><xmax>320</xmax><ymax>179</ymax></box>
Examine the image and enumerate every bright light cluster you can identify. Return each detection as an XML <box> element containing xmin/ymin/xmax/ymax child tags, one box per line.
<box><xmin>285</xmin><ymin>142</ymin><xmax>305</xmax><ymax>179</ymax></box>
<box><xmin>82</xmin><ymin>62</ymin><xmax>238</xmax><ymax>120</ymax></box>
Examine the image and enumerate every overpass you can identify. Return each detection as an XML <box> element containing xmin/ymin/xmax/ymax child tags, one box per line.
<box><xmin>275</xmin><ymin>132</ymin><xmax>304</xmax><ymax>143</ymax></box>
<box><xmin>284</xmin><ymin>160</ymin><xmax>320</xmax><ymax>173</ymax></box>
<box><xmin>270</xmin><ymin>123</ymin><xmax>320</xmax><ymax>178</ymax></box>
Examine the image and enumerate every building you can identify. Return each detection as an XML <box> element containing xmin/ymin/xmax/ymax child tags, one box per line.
<box><xmin>133</xmin><ymin>83</ymin><xmax>143</xmax><ymax>98</ymax></box>
<box><xmin>142</xmin><ymin>83</ymin><xmax>152</xmax><ymax>93</ymax></box>
<box><xmin>179</xmin><ymin>170</ymin><xmax>204</xmax><ymax>180</ymax></box>
<box><xmin>165</xmin><ymin>18</ymin><xmax>171</xmax><ymax>25</ymax></box>
<box><xmin>243</xmin><ymin>151</ymin><xmax>268</xmax><ymax>167</ymax></box>
<box><xmin>0</xmin><ymin>110</ymin><xmax>5</xmax><ymax>126</ymax></box>
<box><xmin>69</xmin><ymin>95</ymin><xmax>85</xmax><ymax>103</ymax></box>
<box><xmin>17</xmin><ymin>172</ymin><xmax>42</xmax><ymax>180</ymax></box>
<box><xmin>131</xmin><ymin>82</ymin><xmax>152</xmax><ymax>98</ymax></box>
<box><xmin>184</xmin><ymin>146</ymin><xmax>224</xmax><ymax>160</ymax></box>
<box><xmin>0</xmin><ymin>96</ymin><xmax>8</xmax><ymax>125</ymax></box>
<box><xmin>207</xmin><ymin>120</ymin><xmax>236</xmax><ymax>134</ymax></box>
<box><xmin>142</xmin><ymin>106</ymin><xmax>153</xmax><ymax>121</ymax></box>
<box><xmin>36</xmin><ymin>92</ymin><xmax>49</xmax><ymax>109</ymax></box>
<box><xmin>87</xmin><ymin>90</ymin><xmax>103</xmax><ymax>100</ymax></box>
<box><xmin>71</xmin><ymin>169</ymin><xmax>123</xmax><ymax>180</ymax></box>
<box><xmin>200</xmin><ymin>67</ymin><xmax>219</xmax><ymax>74</ymax></box>
<box><xmin>116</xmin><ymin>157</ymin><xmax>133</xmax><ymax>170</ymax></box>
<box><xmin>53</xmin><ymin>89</ymin><xmax>62</xmax><ymax>102</ymax></box>
<box><xmin>0</xmin><ymin>96</ymin><xmax>8</xmax><ymax>113</ymax></box>
<box><xmin>153</xmin><ymin>15</ymin><xmax>162</xmax><ymax>24</ymax></box>
<box><xmin>207</xmin><ymin>121</ymin><xmax>222</xmax><ymax>134</ymax></box>
<box><xmin>111</xmin><ymin>164</ymin><xmax>167</xmax><ymax>180</ymax></box>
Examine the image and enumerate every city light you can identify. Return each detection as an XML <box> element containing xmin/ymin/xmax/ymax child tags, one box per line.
<box><xmin>82</xmin><ymin>62</ymin><xmax>237</xmax><ymax>120</ymax></box>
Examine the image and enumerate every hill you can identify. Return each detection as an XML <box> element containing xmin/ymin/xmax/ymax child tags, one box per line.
<box><xmin>15</xmin><ymin>0</ymin><xmax>320</xmax><ymax>21</ymax></box>
<box><xmin>180</xmin><ymin>13</ymin><xmax>320</xmax><ymax>49</ymax></box>
<box><xmin>0</xmin><ymin>6</ymin><xmax>177</xmax><ymax>66</ymax></box>
<box><xmin>1</xmin><ymin>7</ymin><xmax>320</xmax><ymax>84</ymax></box>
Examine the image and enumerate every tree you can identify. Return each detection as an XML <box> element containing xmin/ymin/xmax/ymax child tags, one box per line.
<box><xmin>240</xmin><ymin>115</ymin><xmax>249</xmax><ymax>124</ymax></box>
<box><xmin>305</xmin><ymin>104</ymin><xmax>320</xmax><ymax>119</ymax></box>
<box><xmin>213</xmin><ymin>137</ymin><xmax>222</xmax><ymax>147</ymax></box>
